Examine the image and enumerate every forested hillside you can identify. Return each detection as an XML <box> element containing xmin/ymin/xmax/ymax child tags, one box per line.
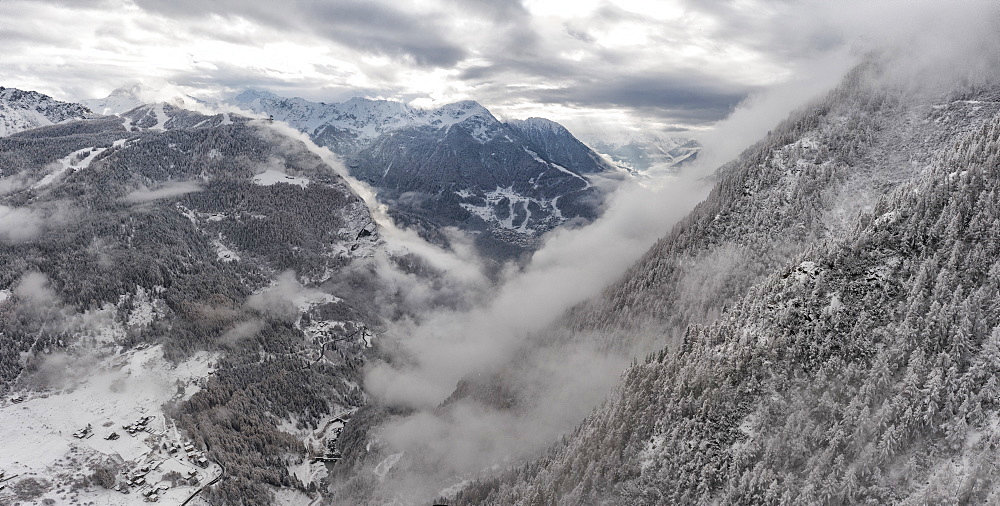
<box><xmin>567</xmin><ymin>63</ymin><xmax>992</xmax><ymax>355</ymax></box>
<box><xmin>455</xmin><ymin>65</ymin><xmax>1000</xmax><ymax>504</ymax></box>
<box><xmin>0</xmin><ymin>108</ymin><xmax>382</xmax><ymax>505</ymax></box>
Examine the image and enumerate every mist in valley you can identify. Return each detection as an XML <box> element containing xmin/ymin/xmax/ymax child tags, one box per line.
<box><xmin>3</xmin><ymin>1</ymin><xmax>1000</xmax><ymax>504</ymax></box>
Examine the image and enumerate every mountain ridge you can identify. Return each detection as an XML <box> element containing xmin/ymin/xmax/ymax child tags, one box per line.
<box><xmin>0</xmin><ymin>86</ymin><xmax>94</xmax><ymax>137</ymax></box>
<box><xmin>229</xmin><ymin>89</ymin><xmax>617</xmax><ymax>261</ymax></box>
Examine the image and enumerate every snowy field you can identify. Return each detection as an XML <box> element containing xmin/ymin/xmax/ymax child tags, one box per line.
<box><xmin>253</xmin><ymin>169</ymin><xmax>311</xmax><ymax>187</ymax></box>
<box><xmin>0</xmin><ymin>345</ymin><xmax>220</xmax><ymax>505</ymax></box>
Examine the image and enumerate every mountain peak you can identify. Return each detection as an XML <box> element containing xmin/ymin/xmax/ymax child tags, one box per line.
<box><xmin>435</xmin><ymin>99</ymin><xmax>492</xmax><ymax>116</ymax></box>
<box><xmin>83</xmin><ymin>84</ymin><xmax>201</xmax><ymax>115</ymax></box>
<box><xmin>509</xmin><ymin>117</ymin><xmax>570</xmax><ymax>135</ymax></box>
<box><xmin>234</xmin><ymin>88</ymin><xmax>283</xmax><ymax>103</ymax></box>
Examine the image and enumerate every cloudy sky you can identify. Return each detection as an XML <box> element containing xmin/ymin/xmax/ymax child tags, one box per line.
<box><xmin>0</xmin><ymin>0</ymin><xmax>966</xmax><ymax>140</ymax></box>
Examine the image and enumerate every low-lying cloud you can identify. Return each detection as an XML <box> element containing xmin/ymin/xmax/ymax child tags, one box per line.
<box><xmin>247</xmin><ymin>271</ymin><xmax>329</xmax><ymax>321</ymax></box>
<box><xmin>351</xmin><ymin>63</ymin><xmax>858</xmax><ymax>498</ymax></box>
<box><xmin>348</xmin><ymin>3</ymin><xmax>1000</xmax><ymax>498</ymax></box>
<box><xmin>0</xmin><ymin>204</ymin><xmax>74</xmax><ymax>243</ymax></box>
<box><xmin>123</xmin><ymin>181</ymin><xmax>203</xmax><ymax>203</ymax></box>
<box><xmin>0</xmin><ymin>206</ymin><xmax>46</xmax><ymax>242</ymax></box>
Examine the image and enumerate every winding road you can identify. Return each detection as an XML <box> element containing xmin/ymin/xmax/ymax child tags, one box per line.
<box><xmin>179</xmin><ymin>460</ymin><xmax>225</xmax><ymax>506</ymax></box>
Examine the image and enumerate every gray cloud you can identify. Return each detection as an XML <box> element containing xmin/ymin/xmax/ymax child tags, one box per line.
<box><xmin>0</xmin><ymin>204</ymin><xmax>73</xmax><ymax>243</ymax></box>
<box><xmin>14</xmin><ymin>271</ymin><xmax>60</xmax><ymax>307</ymax></box>
<box><xmin>130</xmin><ymin>0</ymin><xmax>468</xmax><ymax>67</ymax></box>
<box><xmin>526</xmin><ymin>72</ymin><xmax>753</xmax><ymax>123</ymax></box>
<box><xmin>0</xmin><ymin>0</ymin><xmax>860</xmax><ymax>135</ymax></box>
<box><xmin>7</xmin><ymin>1</ymin><xmax>997</xmax><ymax>154</ymax></box>
<box><xmin>246</xmin><ymin>271</ymin><xmax>329</xmax><ymax>321</ymax></box>
<box><xmin>219</xmin><ymin>319</ymin><xmax>266</xmax><ymax>346</ymax></box>
<box><xmin>310</xmin><ymin>2</ymin><xmax>466</xmax><ymax>67</ymax></box>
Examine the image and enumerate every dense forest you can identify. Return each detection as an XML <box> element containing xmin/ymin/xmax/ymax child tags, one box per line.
<box><xmin>453</xmin><ymin>65</ymin><xmax>1000</xmax><ymax>504</ymax></box>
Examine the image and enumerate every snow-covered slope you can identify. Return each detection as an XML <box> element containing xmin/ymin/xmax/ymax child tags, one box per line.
<box><xmin>507</xmin><ymin>117</ymin><xmax>614</xmax><ymax>175</ymax></box>
<box><xmin>0</xmin><ymin>87</ymin><xmax>92</xmax><ymax>136</ymax></box>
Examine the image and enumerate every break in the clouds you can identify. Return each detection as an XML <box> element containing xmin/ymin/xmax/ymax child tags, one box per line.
<box><xmin>0</xmin><ymin>0</ymin><xmax>965</xmax><ymax>138</ymax></box>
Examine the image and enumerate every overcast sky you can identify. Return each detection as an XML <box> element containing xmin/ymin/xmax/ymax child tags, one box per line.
<box><xmin>0</xmin><ymin>0</ymin><xmax>967</xmax><ymax>140</ymax></box>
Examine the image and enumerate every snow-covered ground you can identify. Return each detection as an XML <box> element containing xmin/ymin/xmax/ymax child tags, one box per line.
<box><xmin>0</xmin><ymin>345</ymin><xmax>219</xmax><ymax>505</ymax></box>
<box><xmin>253</xmin><ymin>169</ymin><xmax>311</xmax><ymax>187</ymax></box>
<box><xmin>276</xmin><ymin>410</ymin><xmax>356</xmax><ymax>490</ymax></box>
<box><xmin>273</xmin><ymin>488</ymin><xmax>316</xmax><ymax>505</ymax></box>
<box><xmin>32</xmin><ymin>145</ymin><xmax>110</xmax><ymax>188</ymax></box>
<box><xmin>214</xmin><ymin>238</ymin><xmax>240</xmax><ymax>262</ymax></box>
<box><xmin>459</xmin><ymin>185</ymin><xmax>566</xmax><ymax>233</ymax></box>
<box><xmin>523</xmin><ymin>147</ymin><xmax>590</xmax><ymax>188</ymax></box>
<box><xmin>149</xmin><ymin>103</ymin><xmax>168</xmax><ymax>131</ymax></box>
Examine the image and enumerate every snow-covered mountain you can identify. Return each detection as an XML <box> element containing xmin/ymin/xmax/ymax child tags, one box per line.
<box><xmin>507</xmin><ymin>117</ymin><xmax>613</xmax><ymax>175</ymax></box>
<box><xmin>0</xmin><ymin>87</ymin><xmax>92</xmax><ymax>136</ymax></box>
<box><xmin>589</xmin><ymin>134</ymin><xmax>701</xmax><ymax>172</ymax></box>
<box><xmin>230</xmin><ymin>90</ymin><xmax>616</xmax><ymax>261</ymax></box>
<box><xmin>82</xmin><ymin>83</ymin><xmax>204</xmax><ymax>115</ymax></box>
<box><xmin>231</xmin><ymin>90</ymin><xmax>497</xmax><ymax>152</ymax></box>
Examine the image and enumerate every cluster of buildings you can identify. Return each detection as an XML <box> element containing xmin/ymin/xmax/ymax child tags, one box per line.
<box><xmin>115</xmin><ymin>454</ymin><xmax>197</xmax><ymax>502</ymax></box>
<box><xmin>169</xmin><ymin>441</ymin><xmax>209</xmax><ymax>468</ymax></box>
<box><xmin>97</xmin><ymin>413</ymin><xmax>210</xmax><ymax>501</ymax></box>
<box><xmin>122</xmin><ymin>414</ymin><xmax>155</xmax><ymax>435</ymax></box>
<box><xmin>115</xmin><ymin>469</ymin><xmax>169</xmax><ymax>503</ymax></box>
<box><xmin>140</xmin><ymin>484</ymin><xmax>167</xmax><ymax>502</ymax></box>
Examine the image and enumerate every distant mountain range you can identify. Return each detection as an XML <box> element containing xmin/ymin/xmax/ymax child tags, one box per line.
<box><xmin>590</xmin><ymin>135</ymin><xmax>701</xmax><ymax>172</ymax></box>
<box><xmin>0</xmin><ymin>85</ymin><xmax>699</xmax><ymax>262</ymax></box>
<box><xmin>228</xmin><ymin>89</ymin><xmax>618</xmax><ymax>261</ymax></box>
<box><xmin>0</xmin><ymin>85</ymin><xmax>625</xmax><ymax>261</ymax></box>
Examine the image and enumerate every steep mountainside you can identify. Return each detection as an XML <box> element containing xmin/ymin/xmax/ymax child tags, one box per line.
<box><xmin>454</xmin><ymin>69</ymin><xmax>1000</xmax><ymax>504</ymax></box>
<box><xmin>0</xmin><ymin>87</ymin><xmax>93</xmax><ymax>137</ymax></box>
<box><xmin>566</xmin><ymin>63</ymin><xmax>965</xmax><ymax>353</ymax></box>
<box><xmin>0</xmin><ymin>104</ymin><xmax>385</xmax><ymax>505</ymax></box>
<box><xmin>230</xmin><ymin>90</ymin><xmax>615</xmax><ymax>261</ymax></box>
<box><xmin>507</xmin><ymin>118</ymin><xmax>613</xmax><ymax>174</ymax></box>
